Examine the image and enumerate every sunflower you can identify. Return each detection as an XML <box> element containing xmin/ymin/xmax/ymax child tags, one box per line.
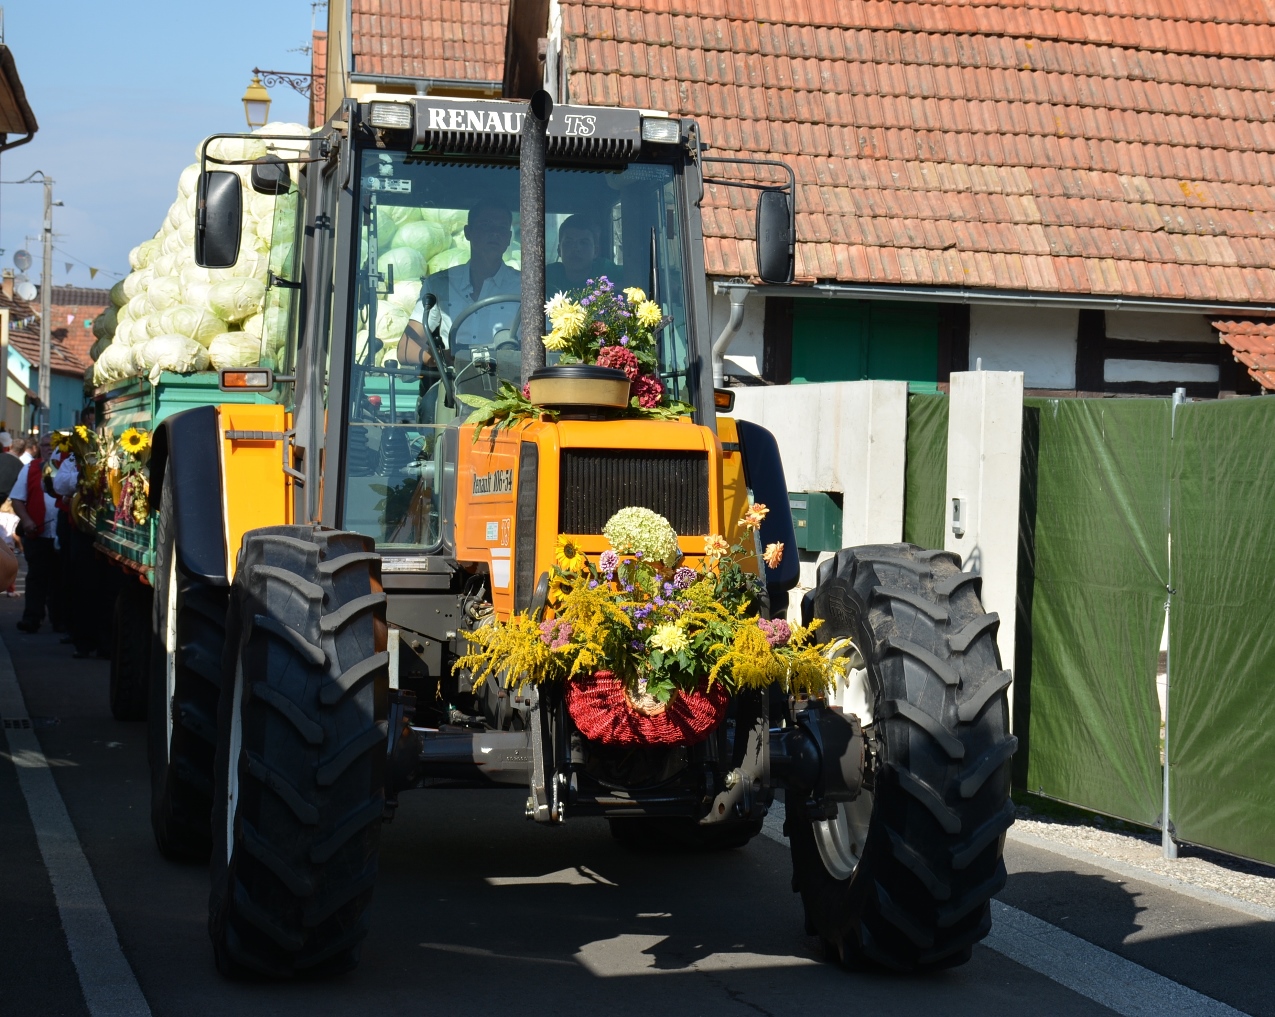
<box><xmin>50</xmin><ymin>431</ymin><xmax>73</xmax><ymax>453</ymax></box>
<box><xmin>120</xmin><ymin>427</ymin><xmax>150</xmax><ymax>455</ymax></box>
<box><xmin>555</xmin><ymin>535</ymin><xmax>588</xmax><ymax>573</ymax></box>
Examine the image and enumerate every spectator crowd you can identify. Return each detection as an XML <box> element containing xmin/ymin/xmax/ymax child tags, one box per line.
<box><xmin>0</xmin><ymin>421</ymin><xmax>114</xmax><ymax>657</ymax></box>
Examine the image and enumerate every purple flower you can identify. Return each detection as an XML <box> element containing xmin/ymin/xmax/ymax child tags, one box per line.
<box><xmin>673</xmin><ymin>567</ymin><xmax>696</xmax><ymax>589</ymax></box>
<box><xmin>619</xmin><ymin>334</ymin><xmax>629</xmax><ymax>346</ymax></box>
<box><xmin>631</xmin><ymin>639</ymin><xmax>643</xmax><ymax>650</ymax></box>
<box><xmin>599</xmin><ymin>549</ymin><xmax>619</xmax><ymax>572</ymax></box>
<box><xmin>653</xmin><ymin>596</ymin><xmax>664</xmax><ymax>607</ymax></box>
<box><xmin>589</xmin><ymin>580</ymin><xmax>598</xmax><ymax>589</ymax></box>
<box><xmin>663</xmin><ymin>582</ymin><xmax>674</xmax><ymax>595</ymax></box>
<box><xmin>758</xmin><ymin>617</ymin><xmax>792</xmax><ymax>648</ymax></box>
<box><xmin>582</xmin><ymin>296</ymin><xmax>593</xmax><ymax>307</ymax></box>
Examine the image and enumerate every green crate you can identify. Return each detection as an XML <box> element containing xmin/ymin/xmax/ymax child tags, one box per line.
<box><xmin>788</xmin><ymin>491</ymin><xmax>841</xmax><ymax>552</ymax></box>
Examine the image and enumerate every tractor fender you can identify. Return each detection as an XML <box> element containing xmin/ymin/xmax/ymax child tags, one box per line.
<box><xmin>734</xmin><ymin>419</ymin><xmax>800</xmax><ymax>592</ymax></box>
<box><xmin>149</xmin><ymin>405</ymin><xmax>230</xmax><ymax>586</ymax></box>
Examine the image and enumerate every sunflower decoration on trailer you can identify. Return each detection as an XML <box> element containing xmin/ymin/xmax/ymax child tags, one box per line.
<box><xmin>458</xmin><ymin>504</ymin><xmax>846</xmax><ymax>746</ymax></box>
<box><xmin>103</xmin><ymin>426</ymin><xmax>153</xmax><ymax>527</ymax></box>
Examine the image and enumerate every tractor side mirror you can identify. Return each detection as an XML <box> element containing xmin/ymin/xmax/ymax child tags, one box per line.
<box><xmin>250</xmin><ymin>155</ymin><xmax>291</xmax><ymax>196</ymax></box>
<box><xmin>755</xmin><ymin>188</ymin><xmax>793</xmax><ymax>285</ymax></box>
<box><xmin>195</xmin><ymin>170</ymin><xmax>243</xmax><ymax>269</ymax></box>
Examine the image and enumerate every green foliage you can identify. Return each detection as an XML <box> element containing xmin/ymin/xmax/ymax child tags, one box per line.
<box><xmin>457</xmin><ymin>381</ymin><xmax>557</xmax><ymax>440</ymax></box>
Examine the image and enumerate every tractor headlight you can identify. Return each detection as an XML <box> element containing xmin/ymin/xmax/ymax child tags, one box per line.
<box><xmin>369</xmin><ymin>102</ymin><xmax>413</xmax><ymax>130</ymax></box>
<box><xmin>640</xmin><ymin>116</ymin><xmax>681</xmax><ymax>145</ymax></box>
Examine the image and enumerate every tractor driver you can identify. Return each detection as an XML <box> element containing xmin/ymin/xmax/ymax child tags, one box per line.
<box><xmin>398</xmin><ymin>201</ymin><xmax>521</xmax><ymax>369</ymax></box>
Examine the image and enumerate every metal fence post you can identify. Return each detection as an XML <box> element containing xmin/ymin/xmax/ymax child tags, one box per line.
<box><xmin>1162</xmin><ymin>386</ymin><xmax>1185</xmax><ymax>860</ymax></box>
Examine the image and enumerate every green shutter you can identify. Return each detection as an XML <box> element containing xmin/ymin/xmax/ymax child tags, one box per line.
<box><xmin>790</xmin><ymin>300</ymin><xmax>938</xmax><ymax>384</ymax></box>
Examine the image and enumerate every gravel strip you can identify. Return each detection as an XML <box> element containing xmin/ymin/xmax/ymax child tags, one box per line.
<box><xmin>1010</xmin><ymin>807</ymin><xmax>1275</xmax><ymax>914</ymax></box>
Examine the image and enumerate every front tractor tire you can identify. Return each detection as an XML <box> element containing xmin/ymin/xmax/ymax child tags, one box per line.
<box><xmin>789</xmin><ymin>544</ymin><xmax>1016</xmax><ymax>971</ymax></box>
<box><xmin>210</xmin><ymin>526</ymin><xmax>388</xmax><ymax>979</ymax></box>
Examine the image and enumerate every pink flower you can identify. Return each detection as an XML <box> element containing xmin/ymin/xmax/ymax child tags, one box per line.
<box><xmin>595</xmin><ymin>345</ymin><xmax>640</xmax><ymax>381</ymax></box>
<box><xmin>521</xmin><ymin>383</ymin><xmax>532</xmax><ymax>400</ymax></box>
<box><xmin>758</xmin><ymin>617</ymin><xmax>792</xmax><ymax>647</ymax></box>
<box><xmin>633</xmin><ymin>373</ymin><xmax>664</xmax><ymax>409</ymax></box>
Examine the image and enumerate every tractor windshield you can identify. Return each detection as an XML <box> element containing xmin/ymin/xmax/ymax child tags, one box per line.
<box><xmin>340</xmin><ymin>151</ymin><xmax>694</xmax><ymax>549</ymax></box>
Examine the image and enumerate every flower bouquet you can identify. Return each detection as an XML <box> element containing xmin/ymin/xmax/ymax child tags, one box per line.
<box><xmin>459</xmin><ymin>278</ymin><xmax>694</xmax><ymax>432</ymax></box>
<box><xmin>59</xmin><ymin>424</ymin><xmax>152</xmax><ymax>530</ymax></box>
<box><xmin>457</xmin><ymin>504</ymin><xmax>846</xmax><ymax>746</ymax></box>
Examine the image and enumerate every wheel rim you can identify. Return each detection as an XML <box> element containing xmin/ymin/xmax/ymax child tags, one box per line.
<box><xmin>163</xmin><ymin>552</ymin><xmax>178</xmax><ymax>763</ymax></box>
<box><xmin>225</xmin><ymin>657</ymin><xmax>244</xmax><ymax>862</ymax></box>
<box><xmin>813</xmin><ymin>789</ymin><xmax>875</xmax><ymax>882</ymax></box>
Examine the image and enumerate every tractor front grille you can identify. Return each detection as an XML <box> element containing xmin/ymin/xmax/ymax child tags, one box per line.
<box><xmin>558</xmin><ymin>449</ymin><xmax>709</xmax><ymax>536</ymax></box>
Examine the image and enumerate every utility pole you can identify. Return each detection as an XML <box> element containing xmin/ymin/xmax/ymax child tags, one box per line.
<box><xmin>39</xmin><ymin>173</ymin><xmax>52</xmax><ymax>437</ymax></box>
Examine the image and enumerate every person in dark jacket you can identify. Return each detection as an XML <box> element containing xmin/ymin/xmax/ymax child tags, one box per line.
<box><xmin>0</xmin><ymin>434</ymin><xmax>26</xmax><ymax>501</ymax></box>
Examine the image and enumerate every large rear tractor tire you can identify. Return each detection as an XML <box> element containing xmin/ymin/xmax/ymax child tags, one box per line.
<box><xmin>788</xmin><ymin>544</ymin><xmax>1016</xmax><ymax>971</ymax></box>
<box><xmin>148</xmin><ymin>473</ymin><xmax>227</xmax><ymax>860</ymax></box>
<box><xmin>110</xmin><ymin>580</ymin><xmax>153</xmax><ymax>722</ymax></box>
<box><xmin>210</xmin><ymin>526</ymin><xmax>388</xmax><ymax>978</ymax></box>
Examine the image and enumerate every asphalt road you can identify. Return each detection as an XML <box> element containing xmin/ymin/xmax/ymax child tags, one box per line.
<box><xmin>1</xmin><ymin>592</ymin><xmax>1271</xmax><ymax>1017</ymax></box>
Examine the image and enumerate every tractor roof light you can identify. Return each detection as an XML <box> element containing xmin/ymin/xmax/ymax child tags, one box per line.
<box><xmin>640</xmin><ymin>116</ymin><xmax>681</xmax><ymax>145</ymax></box>
<box><xmin>369</xmin><ymin>102</ymin><xmax>413</xmax><ymax>130</ymax></box>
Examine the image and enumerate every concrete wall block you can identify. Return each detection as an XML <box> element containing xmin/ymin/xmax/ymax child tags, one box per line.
<box><xmin>732</xmin><ymin>377</ymin><xmax>908</xmax><ymax>556</ymax></box>
<box><xmin>945</xmin><ymin>370</ymin><xmax>1024</xmax><ymax>714</ymax></box>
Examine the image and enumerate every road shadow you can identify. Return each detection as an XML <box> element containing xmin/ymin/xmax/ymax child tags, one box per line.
<box><xmin>1003</xmin><ymin>864</ymin><xmax>1275</xmax><ymax>1017</ymax></box>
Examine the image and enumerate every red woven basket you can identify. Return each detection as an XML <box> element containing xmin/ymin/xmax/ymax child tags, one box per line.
<box><xmin>564</xmin><ymin>671</ymin><xmax>729</xmax><ymax>746</ymax></box>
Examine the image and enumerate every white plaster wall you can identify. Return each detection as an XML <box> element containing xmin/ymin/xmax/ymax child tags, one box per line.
<box><xmin>1105</xmin><ymin>310</ymin><xmax>1214</xmax><ymax>344</ymax></box>
<box><xmin>709</xmin><ymin>288</ymin><xmax>766</xmax><ymax>379</ymax></box>
<box><xmin>945</xmin><ymin>370</ymin><xmax>1024</xmax><ymax>720</ymax></box>
<box><xmin>969</xmin><ymin>304</ymin><xmax>1078</xmax><ymax>389</ymax></box>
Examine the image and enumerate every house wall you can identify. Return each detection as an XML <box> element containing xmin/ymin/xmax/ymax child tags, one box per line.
<box><xmin>47</xmin><ymin>373</ymin><xmax>85</xmax><ymax>431</ymax></box>
<box><xmin>708</xmin><ymin>288</ymin><xmax>765</xmax><ymax>380</ymax></box>
<box><xmin>969</xmin><ymin>305</ymin><xmax>1078</xmax><ymax>389</ymax></box>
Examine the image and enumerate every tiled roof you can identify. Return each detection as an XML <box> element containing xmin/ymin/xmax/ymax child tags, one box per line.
<box><xmin>33</xmin><ymin>287</ymin><xmax>105</xmax><ymax>370</ymax></box>
<box><xmin>1215</xmin><ymin>319</ymin><xmax>1275</xmax><ymax>389</ymax></box>
<box><xmin>0</xmin><ymin>290</ymin><xmax>92</xmax><ymax>378</ymax></box>
<box><xmin>559</xmin><ymin>0</ymin><xmax>1275</xmax><ymax>303</ymax></box>
<box><xmin>352</xmin><ymin>0</ymin><xmax>508</xmax><ymax>85</ymax></box>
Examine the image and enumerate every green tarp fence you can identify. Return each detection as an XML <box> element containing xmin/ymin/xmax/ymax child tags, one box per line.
<box><xmin>904</xmin><ymin>391</ymin><xmax>1275</xmax><ymax>862</ymax></box>
<box><xmin>1017</xmin><ymin>398</ymin><xmax>1169</xmax><ymax>828</ymax></box>
<box><xmin>1169</xmin><ymin>399</ymin><xmax>1275</xmax><ymax>864</ymax></box>
<box><xmin>903</xmin><ymin>393</ymin><xmax>948</xmax><ymax>550</ymax></box>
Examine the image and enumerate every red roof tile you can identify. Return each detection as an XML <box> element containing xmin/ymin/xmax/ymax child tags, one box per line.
<box><xmin>560</xmin><ymin>0</ymin><xmax>1275</xmax><ymax>302</ymax></box>
<box><xmin>1216</xmin><ymin>319</ymin><xmax>1275</xmax><ymax>389</ymax></box>
<box><xmin>352</xmin><ymin>0</ymin><xmax>508</xmax><ymax>85</ymax></box>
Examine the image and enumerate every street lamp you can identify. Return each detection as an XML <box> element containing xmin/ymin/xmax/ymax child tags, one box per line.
<box><xmin>242</xmin><ymin>75</ymin><xmax>271</xmax><ymax>129</ymax></box>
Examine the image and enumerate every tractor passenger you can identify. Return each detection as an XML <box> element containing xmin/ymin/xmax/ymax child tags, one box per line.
<box><xmin>545</xmin><ymin>214</ymin><xmax>618</xmax><ymax>296</ymax></box>
<box><xmin>399</xmin><ymin>200</ymin><xmax>521</xmax><ymax>369</ymax></box>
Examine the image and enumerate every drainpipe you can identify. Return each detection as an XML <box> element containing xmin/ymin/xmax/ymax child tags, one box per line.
<box><xmin>711</xmin><ymin>286</ymin><xmax>748</xmax><ymax>388</ymax></box>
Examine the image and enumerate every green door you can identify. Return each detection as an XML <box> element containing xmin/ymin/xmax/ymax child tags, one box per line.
<box><xmin>790</xmin><ymin>299</ymin><xmax>938</xmax><ymax>385</ymax></box>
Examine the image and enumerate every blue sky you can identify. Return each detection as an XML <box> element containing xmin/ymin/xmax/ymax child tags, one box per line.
<box><xmin>1</xmin><ymin>0</ymin><xmax>319</xmax><ymax>290</ymax></box>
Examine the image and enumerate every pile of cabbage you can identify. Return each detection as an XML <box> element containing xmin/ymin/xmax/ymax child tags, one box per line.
<box><xmin>91</xmin><ymin>123</ymin><xmax>310</xmax><ymax>386</ymax></box>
